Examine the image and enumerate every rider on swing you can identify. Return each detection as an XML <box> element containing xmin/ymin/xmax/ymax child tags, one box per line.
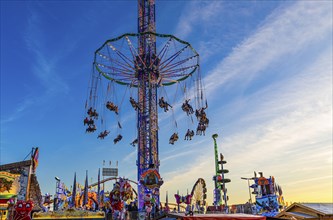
<box><xmin>106</xmin><ymin>101</ymin><xmax>119</xmax><ymax>115</ymax></box>
<box><xmin>182</xmin><ymin>99</ymin><xmax>194</xmax><ymax>115</ymax></box>
<box><xmin>184</xmin><ymin>129</ymin><xmax>194</xmax><ymax>140</ymax></box>
<box><xmin>196</xmin><ymin>122</ymin><xmax>206</xmax><ymax>136</ymax></box>
<box><xmin>159</xmin><ymin>97</ymin><xmax>172</xmax><ymax>112</ymax></box>
<box><xmin>84</xmin><ymin>117</ymin><xmax>89</xmax><ymax>125</ymax></box>
<box><xmin>130</xmin><ymin>97</ymin><xmax>140</xmax><ymax>111</ymax></box>
<box><xmin>86</xmin><ymin>124</ymin><xmax>97</xmax><ymax>133</ymax></box>
<box><xmin>199</xmin><ymin>113</ymin><xmax>209</xmax><ymax>127</ymax></box>
<box><xmin>114</xmin><ymin>134</ymin><xmax>123</xmax><ymax>144</ymax></box>
<box><xmin>130</xmin><ymin>138</ymin><xmax>138</xmax><ymax>147</ymax></box>
<box><xmin>169</xmin><ymin>132</ymin><xmax>179</xmax><ymax>145</ymax></box>
<box><xmin>87</xmin><ymin>107</ymin><xmax>93</xmax><ymax>116</ymax></box>
<box><xmin>87</xmin><ymin>107</ymin><xmax>99</xmax><ymax>119</ymax></box>
<box><xmin>98</xmin><ymin>130</ymin><xmax>110</xmax><ymax>139</ymax></box>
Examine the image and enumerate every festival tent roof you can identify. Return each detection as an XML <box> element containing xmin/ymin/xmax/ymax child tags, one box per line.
<box><xmin>300</xmin><ymin>203</ymin><xmax>333</xmax><ymax>215</ymax></box>
<box><xmin>276</xmin><ymin>203</ymin><xmax>333</xmax><ymax>220</ymax></box>
<box><xmin>167</xmin><ymin>213</ymin><xmax>266</xmax><ymax>220</ymax></box>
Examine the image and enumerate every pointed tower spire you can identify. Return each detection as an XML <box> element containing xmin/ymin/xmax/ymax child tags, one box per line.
<box><xmin>97</xmin><ymin>168</ymin><xmax>101</xmax><ymax>208</ymax></box>
<box><xmin>83</xmin><ymin>170</ymin><xmax>88</xmax><ymax>207</ymax></box>
<box><xmin>71</xmin><ymin>172</ymin><xmax>77</xmax><ymax>207</ymax></box>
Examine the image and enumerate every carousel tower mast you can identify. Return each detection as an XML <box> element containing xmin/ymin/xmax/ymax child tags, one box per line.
<box><xmin>137</xmin><ymin>0</ymin><xmax>160</xmax><ymax>209</ymax></box>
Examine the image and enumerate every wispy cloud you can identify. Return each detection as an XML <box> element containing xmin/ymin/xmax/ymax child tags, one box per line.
<box><xmin>174</xmin><ymin>1</ymin><xmax>223</xmax><ymax>39</ymax></box>
<box><xmin>161</xmin><ymin>54</ymin><xmax>332</xmax><ymax>201</ymax></box>
<box><xmin>160</xmin><ymin>1</ymin><xmax>332</xmax><ymax>204</ymax></box>
<box><xmin>1</xmin><ymin>98</ymin><xmax>35</xmax><ymax>124</ymax></box>
<box><xmin>161</xmin><ymin>142</ymin><xmax>202</xmax><ymax>163</ymax></box>
<box><xmin>1</xmin><ymin>7</ymin><xmax>72</xmax><ymax>124</ymax></box>
<box><xmin>24</xmin><ymin>11</ymin><xmax>70</xmax><ymax>95</ymax></box>
<box><xmin>122</xmin><ymin>149</ymin><xmax>136</xmax><ymax>163</ymax></box>
<box><xmin>204</xmin><ymin>1</ymin><xmax>332</xmax><ymax>97</ymax></box>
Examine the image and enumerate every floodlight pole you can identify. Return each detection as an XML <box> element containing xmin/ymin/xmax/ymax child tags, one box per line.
<box><xmin>241</xmin><ymin>177</ymin><xmax>253</xmax><ymax>204</ymax></box>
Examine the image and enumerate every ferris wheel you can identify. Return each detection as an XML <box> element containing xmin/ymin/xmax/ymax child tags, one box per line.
<box><xmin>190</xmin><ymin>178</ymin><xmax>207</xmax><ymax>213</ymax></box>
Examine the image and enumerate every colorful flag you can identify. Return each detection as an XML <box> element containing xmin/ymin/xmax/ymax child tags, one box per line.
<box><xmin>32</xmin><ymin>147</ymin><xmax>39</xmax><ymax>172</ymax></box>
<box><xmin>71</xmin><ymin>172</ymin><xmax>77</xmax><ymax>208</ymax></box>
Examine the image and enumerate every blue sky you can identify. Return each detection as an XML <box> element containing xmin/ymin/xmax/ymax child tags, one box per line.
<box><xmin>1</xmin><ymin>1</ymin><xmax>332</xmax><ymax>205</ymax></box>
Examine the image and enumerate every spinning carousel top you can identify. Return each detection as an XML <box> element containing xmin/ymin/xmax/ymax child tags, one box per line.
<box><xmin>94</xmin><ymin>32</ymin><xmax>199</xmax><ymax>87</ymax></box>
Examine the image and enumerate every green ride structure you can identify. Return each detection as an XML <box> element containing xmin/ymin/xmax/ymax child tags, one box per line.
<box><xmin>212</xmin><ymin>134</ymin><xmax>231</xmax><ymax>212</ymax></box>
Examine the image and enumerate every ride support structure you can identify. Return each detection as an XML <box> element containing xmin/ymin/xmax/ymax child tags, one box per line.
<box><xmin>136</xmin><ymin>0</ymin><xmax>163</xmax><ymax>210</ymax></box>
<box><xmin>212</xmin><ymin>134</ymin><xmax>230</xmax><ymax>212</ymax></box>
<box><xmin>251</xmin><ymin>172</ymin><xmax>282</xmax><ymax>216</ymax></box>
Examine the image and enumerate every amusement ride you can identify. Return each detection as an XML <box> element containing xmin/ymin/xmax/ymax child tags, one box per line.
<box><xmin>212</xmin><ymin>134</ymin><xmax>230</xmax><ymax>211</ymax></box>
<box><xmin>190</xmin><ymin>178</ymin><xmax>207</xmax><ymax>212</ymax></box>
<box><xmin>0</xmin><ymin>1</ymin><xmax>291</xmax><ymax>220</ymax></box>
<box><xmin>84</xmin><ymin>0</ymin><xmax>208</xmax><ymax>212</ymax></box>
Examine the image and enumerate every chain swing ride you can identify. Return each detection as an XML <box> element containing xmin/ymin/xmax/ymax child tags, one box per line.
<box><xmin>84</xmin><ymin>0</ymin><xmax>208</xmax><ymax>210</ymax></box>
